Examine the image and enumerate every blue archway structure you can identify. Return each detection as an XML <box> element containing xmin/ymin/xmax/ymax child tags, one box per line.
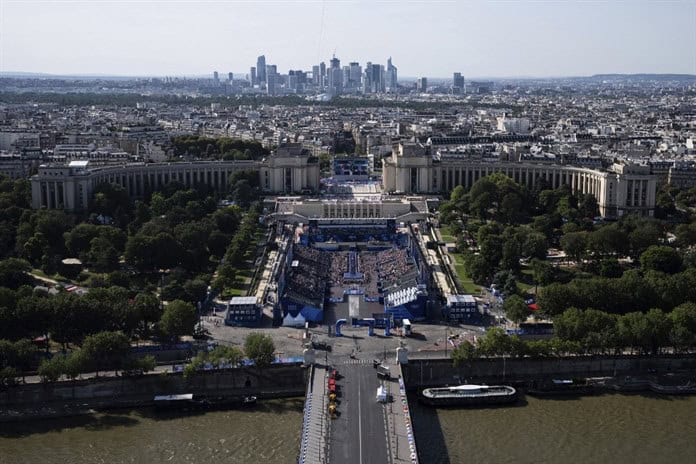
<box><xmin>335</xmin><ymin>319</ymin><xmax>347</xmax><ymax>337</ymax></box>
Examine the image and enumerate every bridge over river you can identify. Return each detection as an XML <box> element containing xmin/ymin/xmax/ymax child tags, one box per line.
<box><xmin>298</xmin><ymin>358</ymin><xmax>418</xmax><ymax>464</ymax></box>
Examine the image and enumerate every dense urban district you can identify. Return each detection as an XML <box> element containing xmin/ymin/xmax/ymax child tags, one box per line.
<box><xmin>1</xmin><ymin>69</ymin><xmax>696</xmax><ymax>394</ymax></box>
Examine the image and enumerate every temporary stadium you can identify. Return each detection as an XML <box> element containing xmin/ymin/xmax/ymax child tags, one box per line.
<box><xmin>269</xmin><ymin>196</ymin><xmax>432</xmax><ymax>328</ymax></box>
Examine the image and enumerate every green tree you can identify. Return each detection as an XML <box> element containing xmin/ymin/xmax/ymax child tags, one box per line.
<box><xmin>464</xmin><ymin>253</ymin><xmax>494</xmax><ymax>286</ymax></box>
<box><xmin>503</xmin><ymin>295</ymin><xmax>530</xmax><ymax>324</ymax></box>
<box><xmin>63</xmin><ymin>350</ymin><xmax>87</xmax><ymax>380</ymax></box>
<box><xmin>640</xmin><ymin>245</ymin><xmax>682</xmax><ymax>274</ymax></box>
<box><xmin>468</xmin><ymin>177</ymin><xmax>498</xmax><ymax>219</ymax></box>
<box><xmin>476</xmin><ymin>327</ymin><xmax>514</xmax><ymax>357</ymax></box>
<box><xmin>12</xmin><ymin>339</ymin><xmax>38</xmax><ymax>379</ymax></box>
<box><xmin>22</xmin><ymin>232</ymin><xmax>49</xmax><ymax>264</ymax></box>
<box><xmin>675</xmin><ymin>223</ymin><xmax>696</xmax><ymax>248</ymax></box>
<box><xmin>0</xmin><ymin>258</ymin><xmax>33</xmax><ymax>289</ymax></box>
<box><xmin>580</xmin><ymin>194</ymin><xmax>599</xmax><ymax>218</ymax></box>
<box><xmin>37</xmin><ymin>356</ymin><xmax>64</xmax><ymax>383</ymax></box>
<box><xmin>531</xmin><ymin>259</ymin><xmax>554</xmax><ymax>292</ymax></box>
<box><xmin>231</xmin><ymin>179</ymin><xmax>256</xmax><ymax>208</ymax></box>
<box><xmin>244</xmin><ymin>333</ymin><xmax>275</xmax><ymax>367</ymax></box>
<box><xmin>212</xmin><ymin>206</ymin><xmax>241</xmax><ymax>234</ymax></box>
<box><xmin>553</xmin><ymin>308</ymin><xmax>617</xmax><ymax>353</ymax></box>
<box><xmin>669</xmin><ymin>302</ymin><xmax>696</xmax><ymax>351</ymax></box>
<box><xmin>537</xmin><ymin>282</ymin><xmax>575</xmax><ymax>316</ymax></box>
<box><xmin>81</xmin><ymin>331</ymin><xmax>131</xmax><ymax>375</ymax></box>
<box><xmin>560</xmin><ymin>231</ymin><xmax>588</xmax><ymax>264</ymax></box>
<box><xmin>134</xmin><ymin>292</ymin><xmax>162</xmax><ymax>337</ymax></box>
<box><xmin>208</xmin><ymin>345</ymin><xmax>244</xmax><ymax>367</ymax></box>
<box><xmin>86</xmin><ymin>236</ymin><xmax>120</xmax><ymax>272</ymax></box>
<box><xmin>599</xmin><ymin>258</ymin><xmax>623</xmax><ymax>278</ymax></box>
<box><xmin>92</xmin><ymin>183</ymin><xmax>130</xmax><ymax>219</ymax></box>
<box><xmin>0</xmin><ymin>366</ymin><xmax>19</xmax><ymax>387</ymax></box>
<box><xmin>493</xmin><ymin>270</ymin><xmax>517</xmax><ymax>297</ymax></box>
<box><xmin>644</xmin><ymin>308</ymin><xmax>672</xmax><ymax>354</ymax></box>
<box><xmin>160</xmin><ymin>300</ymin><xmax>197</xmax><ymax>340</ymax></box>
<box><xmin>618</xmin><ymin>312</ymin><xmax>651</xmax><ymax>354</ymax></box>
<box><xmin>124</xmin><ymin>234</ymin><xmax>154</xmax><ymax>270</ymax></box>
<box><xmin>0</xmin><ymin>340</ymin><xmax>17</xmax><ymax>370</ymax></box>
<box><xmin>451</xmin><ymin>340</ymin><xmax>477</xmax><ymax>366</ymax></box>
<box><xmin>588</xmin><ymin>225</ymin><xmax>628</xmax><ymax>259</ymax></box>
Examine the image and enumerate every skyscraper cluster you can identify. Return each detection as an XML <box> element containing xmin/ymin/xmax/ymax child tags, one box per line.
<box><xmin>248</xmin><ymin>54</ymin><xmax>400</xmax><ymax>96</ymax></box>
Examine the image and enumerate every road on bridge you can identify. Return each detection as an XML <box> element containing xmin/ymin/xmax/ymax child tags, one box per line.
<box><xmin>330</xmin><ymin>362</ymin><xmax>390</xmax><ymax>464</ymax></box>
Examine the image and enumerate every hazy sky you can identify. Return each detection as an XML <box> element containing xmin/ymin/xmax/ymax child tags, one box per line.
<box><xmin>1</xmin><ymin>0</ymin><xmax>695</xmax><ymax>78</ymax></box>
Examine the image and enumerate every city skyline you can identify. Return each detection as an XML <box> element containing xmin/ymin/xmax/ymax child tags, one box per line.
<box><xmin>1</xmin><ymin>1</ymin><xmax>695</xmax><ymax>77</ymax></box>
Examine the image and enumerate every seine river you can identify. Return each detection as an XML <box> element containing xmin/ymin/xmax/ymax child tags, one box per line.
<box><xmin>2</xmin><ymin>395</ymin><xmax>696</xmax><ymax>464</ymax></box>
<box><xmin>409</xmin><ymin>393</ymin><xmax>696</xmax><ymax>464</ymax></box>
<box><xmin>0</xmin><ymin>398</ymin><xmax>304</xmax><ymax>464</ymax></box>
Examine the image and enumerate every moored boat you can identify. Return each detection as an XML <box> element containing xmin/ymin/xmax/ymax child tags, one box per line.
<box><xmin>420</xmin><ymin>384</ymin><xmax>518</xmax><ymax>407</ymax></box>
<box><xmin>527</xmin><ymin>379</ymin><xmax>595</xmax><ymax>397</ymax></box>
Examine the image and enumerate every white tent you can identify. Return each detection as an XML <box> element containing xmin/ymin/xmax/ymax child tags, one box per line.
<box><xmin>282</xmin><ymin>312</ymin><xmax>306</xmax><ymax>327</ymax></box>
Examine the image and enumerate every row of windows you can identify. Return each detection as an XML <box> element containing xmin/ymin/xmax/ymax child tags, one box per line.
<box><xmin>229</xmin><ymin>308</ymin><xmax>257</xmax><ymax>315</ymax></box>
<box><xmin>449</xmin><ymin>307</ymin><xmax>478</xmax><ymax>313</ymax></box>
<box><xmin>227</xmin><ymin>315</ymin><xmax>259</xmax><ymax>321</ymax></box>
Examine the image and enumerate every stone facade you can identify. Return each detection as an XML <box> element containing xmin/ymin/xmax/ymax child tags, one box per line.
<box><xmin>383</xmin><ymin>142</ymin><xmax>658</xmax><ymax>218</ymax></box>
<box><xmin>31</xmin><ymin>143</ymin><xmax>320</xmax><ymax>211</ymax></box>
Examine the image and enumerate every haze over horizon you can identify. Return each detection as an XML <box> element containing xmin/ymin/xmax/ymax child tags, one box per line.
<box><xmin>1</xmin><ymin>0</ymin><xmax>695</xmax><ymax>78</ymax></box>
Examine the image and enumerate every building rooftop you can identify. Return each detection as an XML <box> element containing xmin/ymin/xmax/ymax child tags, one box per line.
<box><xmin>447</xmin><ymin>294</ymin><xmax>476</xmax><ymax>304</ymax></box>
<box><xmin>68</xmin><ymin>160</ymin><xmax>89</xmax><ymax>168</ymax></box>
<box><xmin>229</xmin><ymin>296</ymin><xmax>258</xmax><ymax>305</ymax></box>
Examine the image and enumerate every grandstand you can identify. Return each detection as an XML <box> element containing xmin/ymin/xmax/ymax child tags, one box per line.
<box><xmin>277</xmin><ymin>222</ymin><xmax>429</xmax><ymax>326</ymax></box>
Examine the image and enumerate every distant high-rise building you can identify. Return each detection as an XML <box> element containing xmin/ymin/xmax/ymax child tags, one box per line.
<box><xmin>266</xmin><ymin>64</ymin><xmax>278</xmax><ymax>95</ymax></box>
<box><xmin>228</xmin><ymin>72</ymin><xmax>234</xmax><ymax>82</ymax></box>
<box><xmin>213</xmin><ymin>71</ymin><xmax>219</xmax><ymax>82</ymax></box>
<box><xmin>364</xmin><ymin>63</ymin><xmax>384</xmax><ymax>93</ymax></box>
<box><xmin>386</xmin><ymin>57</ymin><xmax>398</xmax><ymax>93</ymax></box>
<box><xmin>417</xmin><ymin>77</ymin><xmax>428</xmax><ymax>92</ymax></box>
<box><xmin>250</xmin><ymin>66</ymin><xmax>257</xmax><ymax>85</ymax></box>
<box><xmin>312</xmin><ymin>65</ymin><xmax>320</xmax><ymax>86</ymax></box>
<box><xmin>288</xmin><ymin>70</ymin><xmax>307</xmax><ymax>92</ymax></box>
<box><xmin>452</xmin><ymin>72</ymin><xmax>465</xmax><ymax>94</ymax></box>
<box><xmin>364</xmin><ymin>62</ymin><xmax>372</xmax><ymax>92</ymax></box>
<box><xmin>288</xmin><ymin>71</ymin><xmax>298</xmax><ymax>92</ymax></box>
<box><xmin>349</xmin><ymin>62</ymin><xmax>362</xmax><ymax>89</ymax></box>
<box><xmin>342</xmin><ymin>66</ymin><xmax>351</xmax><ymax>89</ymax></box>
<box><xmin>319</xmin><ymin>62</ymin><xmax>326</xmax><ymax>89</ymax></box>
<box><xmin>257</xmin><ymin>55</ymin><xmax>266</xmax><ymax>85</ymax></box>
<box><xmin>328</xmin><ymin>56</ymin><xmax>342</xmax><ymax>94</ymax></box>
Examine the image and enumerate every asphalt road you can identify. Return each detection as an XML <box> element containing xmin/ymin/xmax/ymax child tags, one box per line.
<box><xmin>330</xmin><ymin>362</ymin><xmax>390</xmax><ymax>464</ymax></box>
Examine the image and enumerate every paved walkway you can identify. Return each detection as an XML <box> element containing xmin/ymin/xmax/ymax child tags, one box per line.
<box><xmin>299</xmin><ymin>365</ymin><xmax>329</xmax><ymax>464</ymax></box>
<box><xmin>386</xmin><ymin>363</ymin><xmax>419</xmax><ymax>464</ymax></box>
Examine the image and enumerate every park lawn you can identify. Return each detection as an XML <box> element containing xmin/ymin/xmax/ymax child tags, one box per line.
<box><xmin>517</xmin><ymin>266</ymin><xmax>537</xmax><ymax>294</ymax></box>
<box><xmin>222</xmin><ymin>285</ymin><xmax>246</xmax><ymax>298</ymax></box>
<box><xmin>31</xmin><ymin>268</ymin><xmax>80</xmax><ymax>286</ymax></box>
<box><xmin>450</xmin><ymin>252</ymin><xmax>481</xmax><ymax>294</ymax></box>
<box><xmin>221</xmin><ymin>226</ymin><xmax>265</xmax><ymax>298</ymax></box>
<box><xmin>439</xmin><ymin>226</ymin><xmax>480</xmax><ymax>294</ymax></box>
<box><xmin>439</xmin><ymin>225</ymin><xmax>457</xmax><ymax>243</ymax></box>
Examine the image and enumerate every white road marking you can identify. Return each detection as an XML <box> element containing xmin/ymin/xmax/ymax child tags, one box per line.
<box><xmin>358</xmin><ymin>377</ymin><xmax>363</xmax><ymax>464</ymax></box>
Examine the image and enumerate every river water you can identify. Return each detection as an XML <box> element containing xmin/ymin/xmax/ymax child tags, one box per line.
<box><xmin>409</xmin><ymin>393</ymin><xmax>696</xmax><ymax>464</ymax></box>
<box><xmin>0</xmin><ymin>398</ymin><xmax>304</xmax><ymax>464</ymax></box>
<box><xmin>2</xmin><ymin>395</ymin><xmax>695</xmax><ymax>464</ymax></box>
